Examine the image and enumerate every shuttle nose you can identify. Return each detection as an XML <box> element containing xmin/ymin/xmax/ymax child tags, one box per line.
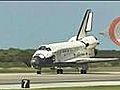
<box><xmin>39</xmin><ymin>54</ymin><xmax>45</xmax><ymax>59</ymax></box>
<box><xmin>31</xmin><ymin>57</ymin><xmax>38</xmax><ymax>68</ymax></box>
<box><xmin>31</xmin><ymin>54</ymin><xmax>54</xmax><ymax>69</ymax></box>
<box><xmin>31</xmin><ymin>56</ymin><xmax>45</xmax><ymax>69</ymax></box>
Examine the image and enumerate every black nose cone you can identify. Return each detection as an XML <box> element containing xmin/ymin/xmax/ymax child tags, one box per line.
<box><xmin>31</xmin><ymin>56</ymin><xmax>45</xmax><ymax>68</ymax></box>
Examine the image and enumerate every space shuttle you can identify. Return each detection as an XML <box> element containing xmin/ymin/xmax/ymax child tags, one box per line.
<box><xmin>31</xmin><ymin>9</ymin><xmax>119</xmax><ymax>74</ymax></box>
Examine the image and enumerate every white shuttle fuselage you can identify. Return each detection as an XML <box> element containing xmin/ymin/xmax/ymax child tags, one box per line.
<box><xmin>31</xmin><ymin>9</ymin><xmax>118</xmax><ymax>74</ymax></box>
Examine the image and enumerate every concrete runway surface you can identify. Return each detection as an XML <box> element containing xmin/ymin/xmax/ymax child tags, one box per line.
<box><xmin>1</xmin><ymin>72</ymin><xmax>120</xmax><ymax>89</ymax></box>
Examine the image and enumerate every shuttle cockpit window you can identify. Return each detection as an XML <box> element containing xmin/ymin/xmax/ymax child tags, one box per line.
<box><xmin>38</xmin><ymin>46</ymin><xmax>46</xmax><ymax>50</ymax></box>
<box><xmin>38</xmin><ymin>46</ymin><xmax>51</xmax><ymax>51</ymax></box>
<box><xmin>46</xmin><ymin>48</ymin><xmax>51</xmax><ymax>51</ymax></box>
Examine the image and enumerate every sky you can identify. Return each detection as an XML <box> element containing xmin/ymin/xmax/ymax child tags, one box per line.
<box><xmin>0</xmin><ymin>1</ymin><xmax>120</xmax><ymax>50</ymax></box>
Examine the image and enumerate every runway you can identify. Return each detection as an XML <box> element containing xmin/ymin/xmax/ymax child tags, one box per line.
<box><xmin>1</xmin><ymin>72</ymin><xmax>120</xmax><ymax>89</ymax></box>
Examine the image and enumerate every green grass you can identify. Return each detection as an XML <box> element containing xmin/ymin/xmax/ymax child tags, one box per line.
<box><xmin>0</xmin><ymin>62</ymin><xmax>27</xmax><ymax>68</ymax></box>
<box><xmin>0</xmin><ymin>66</ymin><xmax>120</xmax><ymax>73</ymax></box>
<box><xmin>89</xmin><ymin>67</ymin><xmax>120</xmax><ymax>72</ymax></box>
<box><xmin>32</xmin><ymin>86</ymin><xmax>120</xmax><ymax>90</ymax></box>
<box><xmin>3</xmin><ymin>85</ymin><xmax>120</xmax><ymax>90</ymax></box>
<box><xmin>0</xmin><ymin>67</ymin><xmax>35</xmax><ymax>73</ymax></box>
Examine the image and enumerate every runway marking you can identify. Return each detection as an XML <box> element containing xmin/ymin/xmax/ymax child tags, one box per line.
<box><xmin>1</xmin><ymin>81</ymin><xmax>120</xmax><ymax>89</ymax></box>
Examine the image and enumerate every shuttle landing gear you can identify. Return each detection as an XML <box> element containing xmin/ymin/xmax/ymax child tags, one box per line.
<box><xmin>80</xmin><ymin>64</ymin><xmax>88</xmax><ymax>74</ymax></box>
<box><xmin>37</xmin><ymin>71</ymin><xmax>41</xmax><ymax>74</ymax></box>
<box><xmin>57</xmin><ymin>69</ymin><xmax>63</xmax><ymax>74</ymax></box>
<box><xmin>81</xmin><ymin>69</ymin><xmax>87</xmax><ymax>74</ymax></box>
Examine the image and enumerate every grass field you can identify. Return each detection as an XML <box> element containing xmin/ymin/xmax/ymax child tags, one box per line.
<box><xmin>0</xmin><ymin>67</ymin><xmax>35</xmax><ymax>73</ymax></box>
<box><xmin>29</xmin><ymin>86</ymin><xmax>120</xmax><ymax>90</ymax></box>
<box><xmin>0</xmin><ymin>66</ymin><xmax>120</xmax><ymax>73</ymax></box>
<box><xmin>3</xmin><ymin>86</ymin><xmax>120</xmax><ymax>90</ymax></box>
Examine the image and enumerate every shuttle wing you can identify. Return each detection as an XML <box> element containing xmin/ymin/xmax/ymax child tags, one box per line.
<box><xmin>65</xmin><ymin>57</ymin><xmax>119</xmax><ymax>63</ymax></box>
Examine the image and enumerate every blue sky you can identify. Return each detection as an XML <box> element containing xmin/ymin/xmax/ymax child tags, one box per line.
<box><xmin>0</xmin><ymin>1</ymin><xmax>120</xmax><ymax>50</ymax></box>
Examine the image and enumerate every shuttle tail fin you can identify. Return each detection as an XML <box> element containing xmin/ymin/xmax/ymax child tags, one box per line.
<box><xmin>76</xmin><ymin>9</ymin><xmax>93</xmax><ymax>40</ymax></box>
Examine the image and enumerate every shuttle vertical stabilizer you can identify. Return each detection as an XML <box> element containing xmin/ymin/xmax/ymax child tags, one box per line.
<box><xmin>76</xmin><ymin>9</ymin><xmax>93</xmax><ymax>40</ymax></box>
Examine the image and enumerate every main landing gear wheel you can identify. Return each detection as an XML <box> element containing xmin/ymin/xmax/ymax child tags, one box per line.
<box><xmin>81</xmin><ymin>70</ymin><xmax>87</xmax><ymax>74</ymax></box>
<box><xmin>80</xmin><ymin>64</ymin><xmax>88</xmax><ymax>74</ymax></box>
<box><xmin>57</xmin><ymin>69</ymin><xmax>63</xmax><ymax>74</ymax></box>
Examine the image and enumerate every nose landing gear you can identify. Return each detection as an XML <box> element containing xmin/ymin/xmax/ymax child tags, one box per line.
<box><xmin>36</xmin><ymin>68</ymin><xmax>42</xmax><ymax>74</ymax></box>
<box><xmin>37</xmin><ymin>71</ymin><xmax>41</xmax><ymax>74</ymax></box>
